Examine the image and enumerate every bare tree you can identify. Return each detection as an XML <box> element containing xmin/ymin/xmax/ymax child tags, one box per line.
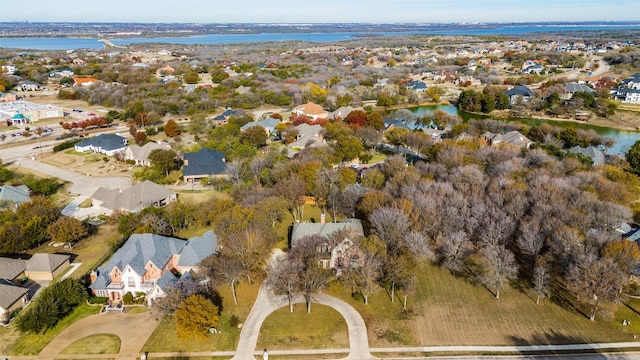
<box><xmin>202</xmin><ymin>253</ymin><xmax>242</xmax><ymax>305</ymax></box>
<box><xmin>532</xmin><ymin>257</ymin><xmax>551</xmax><ymax>305</ymax></box>
<box><xmin>368</xmin><ymin>206</ymin><xmax>410</xmax><ymax>255</ymax></box>
<box><xmin>436</xmin><ymin>231</ymin><xmax>473</xmax><ymax>275</ymax></box>
<box><xmin>268</xmin><ymin>256</ymin><xmax>300</xmax><ymax>312</ymax></box>
<box><xmin>477</xmin><ymin>244</ymin><xmax>519</xmax><ymax>299</ymax></box>
<box><xmin>152</xmin><ymin>277</ymin><xmax>205</xmax><ymax>316</ymax></box>
<box><xmin>224</xmin><ymin>229</ymin><xmax>270</xmax><ymax>284</ymax></box>
<box><xmin>566</xmin><ymin>253</ymin><xmax>626</xmax><ymax>321</ymax></box>
<box><xmin>275</xmin><ymin>175</ymin><xmax>307</xmax><ymax>222</ymax></box>
<box><xmin>289</xmin><ymin>235</ymin><xmax>332</xmax><ymax>313</ymax></box>
<box><xmin>342</xmin><ymin>251</ymin><xmax>382</xmax><ymax>305</ymax></box>
<box><xmin>405</xmin><ymin>231</ymin><xmax>435</xmax><ymax>260</ymax></box>
<box><xmin>226</xmin><ymin>159</ymin><xmax>246</xmax><ymax>186</ymax></box>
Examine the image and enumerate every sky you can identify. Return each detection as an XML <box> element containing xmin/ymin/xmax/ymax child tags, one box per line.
<box><xmin>1</xmin><ymin>0</ymin><xmax>639</xmax><ymax>23</ymax></box>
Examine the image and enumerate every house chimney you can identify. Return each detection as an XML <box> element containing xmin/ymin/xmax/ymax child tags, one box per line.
<box><xmin>320</xmin><ymin>213</ymin><xmax>326</xmax><ymax>224</ymax></box>
<box><xmin>90</xmin><ymin>270</ymin><xmax>97</xmax><ymax>283</ymax></box>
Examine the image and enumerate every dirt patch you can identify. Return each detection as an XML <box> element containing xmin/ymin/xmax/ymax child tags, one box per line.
<box><xmin>38</xmin><ymin>151</ymin><xmax>132</xmax><ymax>178</ymax></box>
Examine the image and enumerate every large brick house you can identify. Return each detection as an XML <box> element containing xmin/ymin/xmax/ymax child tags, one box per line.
<box><xmin>89</xmin><ymin>231</ymin><xmax>218</xmax><ymax>304</ymax></box>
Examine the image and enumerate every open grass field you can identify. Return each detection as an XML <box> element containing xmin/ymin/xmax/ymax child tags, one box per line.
<box><xmin>59</xmin><ymin>333</ymin><xmax>121</xmax><ymax>354</ymax></box>
<box><xmin>8</xmin><ymin>303</ymin><xmax>101</xmax><ymax>355</ymax></box>
<box><xmin>257</xmin><ymin>304</ymin><xmax>348</xmax><ymax>350</ymax></box>
<box><xmin>27</xmin><ymin>223</ymin><xmax>121</xmax><ymax>279</ymax></box>
<box><xmin>142</xmin><ymin>282</ymin><xmax>260</xmax><ymax>353</ymax></box>
<box><xmin>328</xmin><ymin>261</ymin><xmax>640</xmax><ymax>348</ymax></box>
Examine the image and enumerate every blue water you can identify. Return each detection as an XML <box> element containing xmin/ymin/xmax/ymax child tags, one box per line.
<box><xmin>410</xmin><ymin>104</ymin><xmax>640</xmax><ymax>156</ymax></box>
<box><xmin>2</xmin><ymin>23</ymin><xmax>640</xmax><ymax>50</ymax></box>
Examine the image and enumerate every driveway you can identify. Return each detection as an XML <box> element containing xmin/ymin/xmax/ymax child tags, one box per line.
<box><xmin>232</xmin><ymin>282</ymin><xmax>374</xmax><ymax>360</ymax></box>
<box><xmin>37</xmin><ymin>310</ymin><xmax>159</xmax><ymax>360</ymax></box>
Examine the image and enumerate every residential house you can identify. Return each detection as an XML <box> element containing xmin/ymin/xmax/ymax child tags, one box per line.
<box><xmin>89</xmin><ymin>231</ymin><xmax>218</xmax><ymax>304</ymax></box>
<box><xmin>0</xmin><ymin>92</ymin><xmax>17</xmax><ymax>102</ymax></box>
<box><xmin>330</xmin><ymin>106</ymin><xmax>362</xmax><ymax>121</ymax></box>
<box><xmin>0</xmin><ymin>184</ymin><xmax>30</xmax><ymax>208</ymax></box>
<box><xmin>0</xmin><ymin>281</ymin><xmax>28</xmax><ymax>324</ymax></box>
<box><xmin>182</xmin><ymin>148</ymin><xmax>228</xmax><ymax>183</ymax></box>
<box><xmin>212</xmin><ymin>109</ymin><xmax>241</xmax><ymax>126</ymax></box>
<box><xmin>522</xmin><ymin>63</ymin><xmax>544</xmax><ymax>74</ymax></box>
<box><xmin>482</xmin><ymin>131</ymin><xmax>534</xmax><ymax>149</ymax></box>
<box><xmin>25</xmin><ymin>253</ymin><xmax>70</xmax><ymax>281</ymax></box>
<box><xmin>563</xmin><ymin>82</ymin><xmax>595</xmax><ymax>100</ymax></box>
<box><xmin>91</xmin><ymin>180</ymin><xmax>177</xmax><ymax>215</ymax></box>
<box><xmin>15</xmin><ymin>80</ymin><xmax>43</xmax><ymax>92</ymax></box>
<box><xmin>292</xmin><ymin>101</ymin><xmax>328</xmax><ymax>120</ymax></box>
<box><xmin>290</xmin><ymin>218</ymin><xmax>365</xmax><ymax>274</ymax></box>
<box><xmin>0</xmin><ymin>258</ymin><xmax>27</xmax><ymax>285</ymax></box>
<box><xmin>406</xmin><ymin>80</ymin><xmax>428</xmax><ymax>92</ymax></box>
<box><xmin>285</xmin><ymin>123</ymin><xmax>326</xmax><ymax>156</ymax></box>
<box><xmin>568</xmin><ymin>145</ymin><xmax>605</xmax><ymax>165</ymax></box>
<box><xmin>614</xmin><ymin>73</ymin><xmax>640</xmax><ymax>104</ymax></box>
<box><xmin>125</xmin><ymin>141</ymin><xmax>172</xmax><ymax>166</ymax></box>
<box><xmin>156</xmin><ymin>65</ymin><xmax>175</xmax><ymax>76</ymax></box>
<box><xmin>73</xmin><ymin>77</ymin><xmax>100</xmax><ymax>87</ymax></box>
<box><xmin>0</xmin><ymin>254</ymin><xmax>70</xmax><ymax>323</ymax></box>
<box><xmin>74</xmin><ymin>134</ymin><xmax>127</xmax><ymax>156</ymax></box>
<box><xmin>240</xmin><ymin>117</ymin><xmax>281</xmax><ymax>136</ymax></box>
<box><xmin>504</xmin><ymin>86</ymin><xmax>534</xmax><ymax>105</ymax></box>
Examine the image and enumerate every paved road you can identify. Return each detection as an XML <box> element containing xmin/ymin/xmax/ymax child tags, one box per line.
<box><xmin>231</xmin><ymin>283</ymin><xmax>374</xmax><ymax>360</ymax></box>
<box><xmin>36</xmin><ymin>310</ymin><xmax>160</xmax><ymax>360</ymax></box>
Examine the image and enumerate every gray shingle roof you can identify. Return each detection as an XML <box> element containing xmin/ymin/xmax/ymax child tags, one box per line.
<box><xmin>0</xmin><ymin>281</ymin><xmax>28</xmax><ymax>310</ymax></box>
<box><xmin>91</xmin><ymin>232</ymin><xmax>218</xmax><ymax>291</ymax></box>
<box><xmin>240</xmin><ymin>118</ymin><xmax>281</xmax><ymax>132</ymax></box>
<box><xmin>177</xmin><ymin>230</ymin><xmax>218</xmax><ymax>267</ymax></box>
<box><xmin>505</xmin><ymin>86</ymin><xmax>534</xmax><ymax>97</ymax></box>
<box><xmin>565</xmin><ymin>83</ymin><xmax>595</xmax><ymax>94</ymax></box>
<box><xmin>75</xmin><ymin>134</ymin><xmax>127</xmax><ymax>152</ymax></box>
<box><xmin>0</xmin><ymin>258</ymin><xmax>26</xmax><ymax>281</ymax></box>
<box><xmin>291</xmin><ymin>218</ymin><xmax>364</xmax><ymax>246</ymax></box>
<box><xmin>127</xmin><ymin>142</ymin><xmax>170</xmax><ymax>162</ymax></box>
<box><xmin>25</xmin><ymin>253</ymin><xmax>69</xmax><ymax>273</ymax></box>
<box><xmin>183</xmin><ymin>148</ymin><xmax>228</xmax><ymax>177</ymax></box>
<box><xmin>568</xmin><ymin>145</ymin><xmax>605</xmax><ymax>165</ymax></box>
<box><xmin>0</xmin><ymin>185</ymin><xmax>30</xmax><ymax>206</ymax></box>
<box><xmin>91</xmin><ymin>180</ymin><xmax>176</xmax><ymax>212</ymax></box>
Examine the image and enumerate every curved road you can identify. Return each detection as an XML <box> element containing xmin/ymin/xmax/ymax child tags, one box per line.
<box><xmin>37</xmin><ymin>310</ymin><xmax>159</xmax><ymax>360</ymax></box>
<box><xmin>232</xmin><ymin>284</ymin><xmax>374</xmax><ymax>360</ymax></box>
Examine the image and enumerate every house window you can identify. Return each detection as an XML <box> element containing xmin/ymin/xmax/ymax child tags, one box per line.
<box><xmin>128</xmin><ymin>277</ymin><xmax>135</xmax><ymax>287</ymax></box>
<box><xmin>349</xmin><ymin>255</ymin><xmax>360</xmax><ymax>268</ymax></box>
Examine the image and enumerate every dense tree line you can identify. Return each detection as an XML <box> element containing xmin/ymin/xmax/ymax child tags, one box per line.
<box><xmin>15</xmin><ymin>278</ymin><xmax>87</xmax><ymax>334</ymax></box>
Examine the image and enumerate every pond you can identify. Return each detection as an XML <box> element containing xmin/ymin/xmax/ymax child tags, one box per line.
<box><xmin>406</xmin><ymin>104</ymin><xmax>640</xmax><ymax>156</ymax></box>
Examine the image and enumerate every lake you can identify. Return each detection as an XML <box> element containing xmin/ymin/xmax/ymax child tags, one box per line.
<box><xmin>2</xmin><ymin>23</ymin><xmax>640</xmax><ymax>50</ymax></box>
<box><xmin>409</xmin><ymin>104</ymin><xmax>640</xmax><ymax>156</ymax></box>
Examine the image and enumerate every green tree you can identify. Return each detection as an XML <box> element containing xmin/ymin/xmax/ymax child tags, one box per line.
<box><xmin>16</xmin><ymin>278</ymin><xmax>86</xmax><ymax>334</ymax></box>
<box><xmin>148</xmin><ymin>149</ymin><xmax>178</xmax><ymax>176</ymax></box>
<box><xmin>184</xmin><ymin>72</ymin><xmax>200</xmax><ymax>84</ymax></box>
<box><xmin>240</xmin><ymin>126</ymin><xmax>268</xmax><ymax>148</ymax></box>
<box><xmin>628</xmin><ymin>142</ymin><xmax>640</xmax><ymax>177</ymax></box>
<box><xmin>365</xmin><ymin>111</ymin><xmax>385</xmax><ymax>131</ymax></box>
<box><xmin>385</xmin><ymin>128</ymin><xmax>410</xmax><ymax>154</ymax></box>
<box><xmin>333</xmin><ymin>135</ymin><xmax>364</xmax><ymax>163</ymax></box>
<box><xmin>174</xmin><ymin>294</ymin><xmax>219</xmax><ymax>340</ymax></box>
<box><xmin>47</xmin><ymin>216</ymin><xmax>88</xmax><ymax>245</ymax></box>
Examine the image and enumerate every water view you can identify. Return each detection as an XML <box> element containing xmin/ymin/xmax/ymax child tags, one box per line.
<box><xmin>410</xmin><ymin>104</ymin><xmax>640</xmax><ymax>156</ymax></box>
<box><xmin>2</xmin><ymin>23</ymin><xmax>640</xmax><ymax>50</ymax></box>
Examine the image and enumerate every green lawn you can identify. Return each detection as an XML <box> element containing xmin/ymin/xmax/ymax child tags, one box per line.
<box><xmin>59</xmin><ymin>333</ymin><xmax>121</xmax><ymax>354</ymax></box>
<box><xmin>142</xmin><ymin>281</ymin><xmax>260</xmax><ymax>352</ymax></box>
<box><xmin>257</xmin><ymin>304</ymin><xmax>348</xmax><ymax>350</ymax></box>
<box><xmin>328</xmin><ymin>261</ymin><xmax>640</xmax><ymax>347</ymax></box>
<box><xmin>10</xmin><ymin>302</ymin><xmax>102</xmax><ymax>355</ymax></box>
